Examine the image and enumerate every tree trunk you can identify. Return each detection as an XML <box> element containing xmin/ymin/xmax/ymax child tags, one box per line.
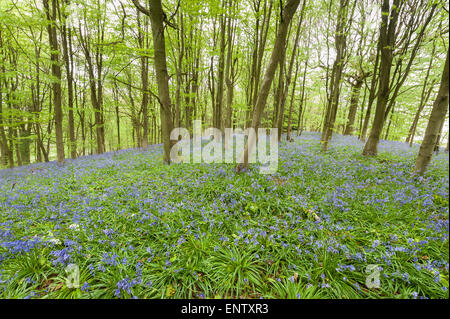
<box><xmin>383</xmin><ymin>3</ymin><xmax>437</xmax><ymax>122</ymax></box>
<box><xmin>357</xmin><ymin>86</ymin><xmax>367</xmax><ymax>138</ymax></box>
<box><xmin>175</xmin><ymin>12</ymin><xmax>184</xmax><ymax>129</ymax></box>
<box><xmin>272</xmin><ymin>54</ymin><xmax>285</xmax><ymax>128</ymax></box>
<box><xmin>406</xmin><ymin>40</ymin><xmax>437</xmax><ymax>146</ymax></box>
<box><xmin>133</xmin><ymin>0</ymin><xmax>174</xmax><ymax>163</ymax></box>
<box><xmin>278</xmin><ymin>5</ymin><xmax>305</xmax><ymax>141</ymax></box>
<box><xmin>136</xmin><ymin>9</ymin><xmax>150</xmax><ymax>149</ymax></box>
<box><xmin>384</xmin><ymin>102</ymin><xmax>395</xmax><ymax>140</ymax></box>
<box><xmin>414</xmin><ymin>49</ymin><xmax>449</xmax><ymax>175</ymax></box>
<box><xmin>61</xmin><ymin>4</ymin><xmax>76</xmax><ymax>159</ymax></box>
<box><xmin>43</xmin><ymin>0</ymin><xmax>65</xmax><ymax>163</ymax></box>
<box><xmin>0</xmin><ymin>37</ymin><xmax>11</xmax><ymax>167</ymax></box>
<box><xmin>78</xmin><ymin>5</ymin><xmax>106</xmax><ymax>155</ymax></box>
<box><xmin>246</xmin><ymin>0</ymin><xmax>273</xmax><ymax>129</ymax></box>
<box><xmin>360</xmin><ymin>44</ymin><xmax>380</xmax><ymax>141</ymax></box>
<box><xmin>344</xmin><ymin>78</ymin><xmax>363</xmax><ymax>135</ymax></box>
<box><xmin>433</xmin><ymin>117</ymin><xmax>445</xmax><ymax>154</ymax></box>
<box><xmin>297</xmin><ymin>51</ymin><xmax>309</xmax><ymax>136</ymax></box>
<box><xmin>215</xmin><ymin>2</ymin><xmax>227</xmax><ymax>131</ymax></box>
<box><xmin>363</xmin><ymin>0</ymin><xmax>401</xmax><ymax>156</ymax></box>
<box><xmin>225</xmin><ymin>0</ymin><xmax>236</xmax><ymax>129</ymax></box>
<box><xmin>0</xmin><ymin>88</ymin><xmax>11</xmax><ymax>167</ymax></box>
<box><xmin>237</xmin><ymin>0</ymin><xmax>301</xmax><ymax>171</ymax></box>
<box><xmin>321</xmin><ymin>0</ymin><xmax>352</xmax><ymax>151</ymax></box>
<box><xmin>112</xmin><ymin>80</ymin><xmax>121</xmax><ymax>150</ymax></box>
<box><xmin>286</xmin><ymin>59</ymin><xmax>300</xmax><ymax>141</ymax></box>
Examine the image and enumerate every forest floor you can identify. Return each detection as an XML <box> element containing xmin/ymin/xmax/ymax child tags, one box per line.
<box><xmin>0</xmin><ymin>132</ymin><xmax>448</xmax><ymax>299</ymax></box>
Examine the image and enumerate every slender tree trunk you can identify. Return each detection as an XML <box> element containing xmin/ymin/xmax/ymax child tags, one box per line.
<box><xmin>321</xmin><ymin>0</ymin><xmax>352</xmax><ymax>151</ymax></box>
<box><xmin>0</xmin><ymin>37</ymin><xmax>11</xmax><ymax>167</ymax></box>
<box><xmin>61</xmin><ymin>5</ymin><xmax>76</xmax><ymax>159</ymax></box>
<box><xmin>7</xmin><ymin>124</ymin><xmax>14</xmax><ymax>167</ymax></box>
<box><xmin>363</xmin><ymin>0</ymin><xmax>401</xmax><ymax>156</ymax></box>
<box><xmin>433</xmin><ymin>118</ymin><xmax>445</xmax><ymax>154</ymax></box>
<box><xmin>406</xmin><ymin>41</ymin><xmax>436</xmax><ymax>146</ymax></box>
<box><xmin>414</xmin><ymin>49</ymin><xmax>449</xmax><ymax>175</ymax></box>
<box><xmin>237</xmin><ymin>0</ymin><xmax>301</xmax><ymax>171</ymax></box>
<box><xmin>286</xmin><ymin>59</ymin><xmax>300</xmax><ymax>141</ymax></box>
<box><xmin>383</xmin><ymin>3</ymin><xmax>437</xmax><ymax>122</ymax></box>
<box><xmin>278</xmin><ymin>5</ymin><xmax>305</xmax><ymax>141</ymax></box>
<box><xmin>44</xmin><ymin>0</ymin><xmax>65</xmax><ymax>163</ymax></box>
<box><xmin>0</xmin><ymin>139</ymin><xmax>4</xmax><ymax>167</ymax></box>
<box><xmin>137</xmin><ymin>10</ymin><xmax>149</xmax><ymax>149</ymax></box>
<box><xmin>113</xmin><ymin>80</ymin><xmax>121</xmax><ymax>150</ymax></box>
<box><xmin>246</xmin><ymin>0</ymin><xmax>273</xmax><ymax>128</ymax></box>
<box><xmin>78</xmin><ymin>3</ymin><xmax>107</xmax><ymax>155</ymax></box>
<box><xmin>0</xmin><ymin>86</ymin><xmax>11</xmax><ymax>167</ymax></box>
<box><xmin>297</xmin><ymin>52</ymin><xmax>308</xmax><ymax>136</ymax></box>
<box><xmin>175</xmin><ymin>12</ymin><xmax>184</xmax><ymax>128</ymax></box>
<box><xmin>14</xmin><ymin>129</ymin><xmax>22</xmax><ymax>167</ymax></box>
<box><xmin>344</xmin><ymin>78</ymin><xmax>363</xmax><ymax>135</ymax></box>
<box><xmin>357</xmin><ymin>86</ymin><xmax>367</xmax><ymax>138</ymax></box>
<box><xmin>215</xmin><ymin>2</ymin><xmax>227</xmax><ymax>131</ymax></box>
<box><xmin>272</xmin><ymin>54</ymin><xmax>285</xmax><ymax>128</ymax></box>
<box><xmin>300</xmin><ymin>91</ymin><xmax>308</xmax><ymax>134</ymax></box>
<box><xmin>18</xmin><ymin>122</ymin><xmax>31</xmax><ymax>165</ymax></box>
<box><xmin>225</xmin><ymin>1</ymin><xmax>235</xmax><ymax>129</ymax></box>
<box><xmin>133</xmin><ymin>0</ymin><xmax>174</xmax><ymax>163</ymax></box>
<box><xmin>360</xmin><ymin>43</ymin><xmax>380</xmax><ymax>141</ymax></box>
<box><xmin>384</xmin><ymin>102</ymin><xmax>395</xmax><ymax>140</ymax></box>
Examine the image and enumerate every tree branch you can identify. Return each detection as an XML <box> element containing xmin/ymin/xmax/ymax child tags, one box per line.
<box><xmin>132</xmin><ymin>0</ymin><xmax>178</xmax><ymax>29</ymax></box>
<box><xmin>131</xmin><ymin>0</ymin><xmax>150</xmax><ymax>16</ymax></box>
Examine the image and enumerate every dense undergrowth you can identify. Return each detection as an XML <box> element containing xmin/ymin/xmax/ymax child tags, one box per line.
<box><xmin>0</xmin><ymin>132</ymin><xmax>448</xmax><ymax>299</ymax></box>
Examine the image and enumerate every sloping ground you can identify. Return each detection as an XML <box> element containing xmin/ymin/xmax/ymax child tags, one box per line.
<box><xmin>0</xmin><ymin>132</ymin><xmax>448</xmax><ymax>299</ymax></box>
